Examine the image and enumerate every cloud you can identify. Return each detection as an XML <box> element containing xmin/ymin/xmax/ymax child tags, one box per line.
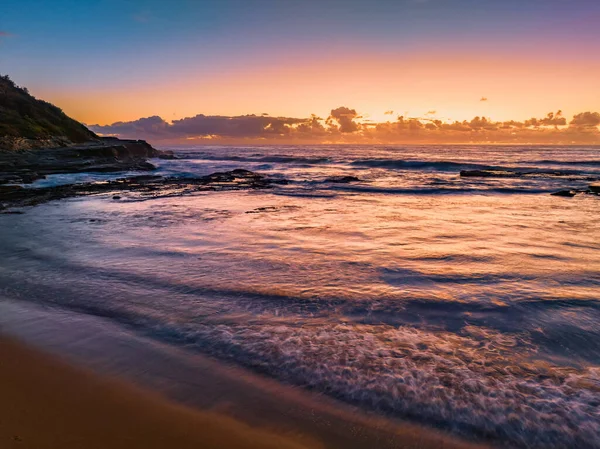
<box><xmin>480</xmin><ymin>97</ymin><xmax>488</xmax><ymax>102</ymax></box>
<box><xmin>570</xmin><ymin>111</ymin><xmax>600</xmax><ymax>127</ymax></box>
<box><xmin>0</xmin><ymin>31</ymin><xmax>13</xmax><ymax>40</ymax></box>
<box><xmin>90</xmin><ymin>116</ymin><xmax>170</xmax><ymax>138</ymax></box>
<box><xmin>328</xmin><ymin>106</ymin><xmax>359</xmax><ymax>133</ymax></box>
<box><xmin>89</xmin><ymin>107</ymin><xmax>600</xmax><ymax>144</ymax></box>
<box><xmin>91</xmin><ymin>114</ymin><xmax>308</xmax><ymax>140</ymax></box>
<box><xmin>426</xmin><ymin>110</ymin><xmax>437</xmax><ymax>115</ymax></box>
<box><xmin>524</xmin><ymin>111</ymin><xmax>567</xmax><ymax>127</ymax></box>
<box><xmin>170</xmin><ymin>114</ymin><xmax>305</xmax><ymax>137</ymax></box>
<box><xmin>384</xmin><ymin>110</ymin><xmax>394</xmax><ymax>115</ymax></box>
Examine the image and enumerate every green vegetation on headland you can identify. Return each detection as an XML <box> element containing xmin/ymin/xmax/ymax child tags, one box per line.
<box><xmin>0</xmin><ymin>74</ymin><xmax>171</xmax><ymax>188</ymax></box>
<box><xmin>0</xmin><ymin>74</ymin><xmax>96</xmax><ymax>147</ymax></box>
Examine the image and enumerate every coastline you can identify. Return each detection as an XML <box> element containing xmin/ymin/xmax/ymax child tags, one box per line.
<box><xmin>0</xmin><ymin>299</ymin><xmax>490</xmax><ymax>449</ymax></box>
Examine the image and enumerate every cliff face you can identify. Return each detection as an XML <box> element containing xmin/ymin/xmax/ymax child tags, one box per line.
<box><xmin>0</xmin><ymin>74</ymin><xmax>97</xmax><ymax>150</ymax></box>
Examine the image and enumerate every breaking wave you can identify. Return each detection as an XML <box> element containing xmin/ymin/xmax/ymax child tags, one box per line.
<box><xmin>146</xmin><ymin>319</ymin><xmax>600</xmax><ymax>448</ymax></box>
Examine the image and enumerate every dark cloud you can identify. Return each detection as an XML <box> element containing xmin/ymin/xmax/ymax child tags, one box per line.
<box><xmin>296</xmin><ymin>114</ymin><xmax>326</xmax><ymax>135</ymax></box>
<box><xmin>328</xmin><ymin>107</ymin><xmax>359</xmax><ymax>133</ymax></box>
<box><xmin>570</xmin><ymin>111</ymin><xmax>600</xmax><ymax>127</ymax></box>
<box><xmin>468</xmin><ymin>116</ymin><xmax>497</xmax><ymax>130</ymax></box>
<box><xmin>523</xmin><ymin>111</ymin><xmax>567</xmax><ymax>127</ymax></box>
<box><xmin>89</xmin><ymin>108</ymin><xmax>600</xmax><ymax>144</ymax></box>
<box><xmin>91</xmin><ymin>114</ymin><xmax>308</xmax><ymax>140</ymax></box>
<box><xmin>170</xmin><ymin>114</ymin><xmax>305</xmax><ymax>137</ymax></box>
<box><xmin>89</xmin><ymin>116</ymin><xmax>170</xmax><ymax>139</ymax></box>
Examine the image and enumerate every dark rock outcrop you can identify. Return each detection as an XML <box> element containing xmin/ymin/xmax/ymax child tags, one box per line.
<box><xmin>551</xmin><ymin>190</ymin><xmax>577</xmax><ymax>197</ymax></box>
<box><xmin>0</xmin><ymin>139</ymin><xmax>167</xmax><ymax>185</ymax></box>
<box><xmin>0</xmin><ymin>169</ymin><xmax>286</xmax><ymax>210</ymax></box>
<box><xmin>157</xmin><ymin>150</ymin><xmax>177</xmax><ymax>160</ymax></box>
<box><xmin>549</xmin><ymin>185</ymin><xmax>600</xmax><ymax>197</ymax></box>
<box><xmin>325</xmin><ymin>175</ymin><xmax>361</xmax><ymax>183</ymax></box>
<box><xmin>460</xmin><ymin>170</ymin><xmax>518</xmax><ymax>178</ymax></box>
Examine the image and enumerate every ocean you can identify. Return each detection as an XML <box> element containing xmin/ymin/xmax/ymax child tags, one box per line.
<box><xmin>1</xmin><ymin>144</ymin><xmax>600</xmax><ymax>447</ymax></box>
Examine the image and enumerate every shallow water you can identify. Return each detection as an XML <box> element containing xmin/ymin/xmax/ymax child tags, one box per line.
<box><xmin>2</xmin><ymin>145</ymin><xmax>600</xmax><ymax>448</ymax></box>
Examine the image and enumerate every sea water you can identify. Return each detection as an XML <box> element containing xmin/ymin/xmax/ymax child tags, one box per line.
<box><xmin>1</xmin><ymin>145</ymin><xmax>599</xmax><ymax>447</ymax></box>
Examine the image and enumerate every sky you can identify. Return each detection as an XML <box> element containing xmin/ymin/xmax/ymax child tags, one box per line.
<box><xmin>1</xmin><ymin>0</ymin><xmax>600</xmax><ymax>143</ymax></box>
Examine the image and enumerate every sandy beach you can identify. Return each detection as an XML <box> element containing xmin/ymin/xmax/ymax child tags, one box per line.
<box><xmin>0</xmin><ymin>299</ymin><xmax>492</xmax><ymax>449</ymax></box>
<box><xmin>0</xmin><ymin>335</ymin><xmax>320</xmax><ymax>449</ymax></box>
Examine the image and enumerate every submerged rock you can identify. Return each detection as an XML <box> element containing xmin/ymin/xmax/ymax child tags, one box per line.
<box><xmin>325</xmin><ymin>175</ymin><xmax>361</xmax><ymax>183</ymax></box>
<box><xmin>460</xmin><ymin>170</ymin><xmax>519</xmax><ymax>178</ymax></box>
<box><xmin>551</xmin><ymin>190</ymin><xmax>577</xmax><ymax>197</ymax></box>
<box><xmin>550</xmin><ymin>187</ymin><xmax>600</xmax><ymax>197</ymax></box>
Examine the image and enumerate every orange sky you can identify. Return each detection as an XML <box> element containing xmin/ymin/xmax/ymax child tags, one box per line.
<box><xmin>35</xmin><ymin>52</ymin><xmax>600</xmax><ymax>127</ymax></box>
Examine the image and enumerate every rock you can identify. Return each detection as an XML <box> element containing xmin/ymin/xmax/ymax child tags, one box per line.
<box><xmin>0</xmin><ymin>139</ymin><xmax>162</xmax><ymax>185</ymax></box>
<box><xmin>19</xmin><ymin>172</ymin><xmax>40</xmax><ymax>184</ymax></box>
<box><xmin>460</xmin><ymin>170</ymin><xmax>519</xmax><ymax>178</ymax></box>
<box><xmin>157</xmin><ymin>150</ymin><xmax>177</xmax><ymax>160</ymax></box>
<box><xmin>551</xmin><ymin>190</ymin><xmax>577</xmax><ymax>197</ymax></box>
<box><xmin>0</xmin><ymin>185</ymin><xmax>23</xmax><ymax>193</ymax></box>
<box><xmin>136</xmin><ymin>161</ymin><xmax>157</xmax><ymax>171</ymax></box>
<box><xmin>269</xmin><ymin>179</ymin><xmax>289</xmax><ymax>185</ymax></box>
<box><xmin>0</xmin><ymin>169</ymin><xmax>288</xmax><ymax>210</ymax></box>
<box><xmin>230</xmin><ymin>168</ymin><xmax>259</xmax><ymax>177</ymax></box>
<box><xmin>325</xmin><ymin>176</ymin><xmax>361</xmax><ymax>183</ymax></box>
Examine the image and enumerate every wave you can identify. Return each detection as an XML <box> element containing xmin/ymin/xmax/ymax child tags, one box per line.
<box><xmin>350</xmin><ymin>159</ymin><xmax>491</xmax><ymax>171</ymax></box>
<box><xmin>529</xmin><ymin>159</ymin><xmax>600</xmax><ymax>167</ymax></box>
<box><xmin>166</xmin><ymin>151</ymin><xmax>600</xmax><ymax>178</ymax></box>
<box><xmin>145</xmin><ymin>319</ymin><xmax>600</xmax><ymax>448</ymax></box>
<box><xmin>178</xmin><ymin>153</ymin><xmax>333</xmax><ymax>164</ymax></box>
<box><xmin>327</xmin><ymin>185</ymin><xmax>551</xmax><ymax>195</ymax></box>
<box><xmin>3</xmin><ymin>258</ymin><xmax>600</xmax><ymax>448</ymax></box>
<box><xmin>351</xmin><ymin>158</ymin><xmax>600</xmax><ymax>176</ymax></box>
<box><xmin>8</xmin><ymin>283</ymin><xmax>600</xmax><ymax>449</ymax></box>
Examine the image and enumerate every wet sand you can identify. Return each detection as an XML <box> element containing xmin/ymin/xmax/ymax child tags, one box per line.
<box><xmin>0</xmin><ymin>336</ymin><xmax>317</xmax><ymax>449</ymax></box>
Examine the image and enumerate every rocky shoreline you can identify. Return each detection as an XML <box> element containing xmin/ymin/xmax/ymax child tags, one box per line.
<box><xmin>0</xmin><ymin>138</ymin><xmax>175</xmax><ymax>185</ymax></box>
<box><xmin>0</xmin><ymin>168</ymin><xmax>286</xmax><ymax>211</ymax></box>
<box><xmin>0</xmin><ymin>135</ymin><xmax>290</xmax><ymax>212</ymax></box>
